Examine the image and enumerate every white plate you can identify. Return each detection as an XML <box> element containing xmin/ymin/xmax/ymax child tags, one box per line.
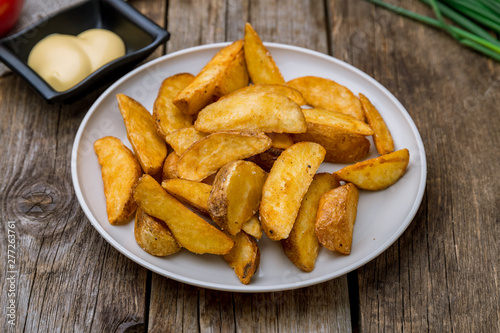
<box><xmin>71</xmin><ymin>43</ymin><xmax>426</xmax><ymax>292</ymax></box>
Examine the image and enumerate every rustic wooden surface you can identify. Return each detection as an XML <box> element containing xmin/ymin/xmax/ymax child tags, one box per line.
<box><xmin>0</xmin><ymin>0</ymin><xmax>498</xmax><ymax>332</ymax></box>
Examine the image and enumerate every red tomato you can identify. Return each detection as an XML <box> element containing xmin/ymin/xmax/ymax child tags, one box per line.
<box><xmin>0</xmin><ymin>0</ymin><xmax>25</xmax><ymax>37</ymax></box>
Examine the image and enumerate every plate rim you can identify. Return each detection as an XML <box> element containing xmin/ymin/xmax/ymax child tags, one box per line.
<box><xmin>71</xmin><ymin>42</ymin><xmax>427</xmax><ymax>292</ymax></box>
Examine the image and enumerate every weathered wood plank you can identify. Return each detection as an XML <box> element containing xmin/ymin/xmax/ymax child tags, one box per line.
<box><xmin>0</xmin><ymin>0</ymin><xmax>165</xmax><ymax>332</ymax></box>
<box><xmin>329</xmin><ymin>0</ymin><xmax>500</xmax><ymax>332</ymax></box>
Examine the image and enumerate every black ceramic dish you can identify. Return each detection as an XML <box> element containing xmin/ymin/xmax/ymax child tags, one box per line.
<box><xmin>0</xmin><ymin>0</ymin><xmax>169</xmax><ymax>103</ymax></box>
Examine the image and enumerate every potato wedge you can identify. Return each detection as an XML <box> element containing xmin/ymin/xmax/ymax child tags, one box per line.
<box><xmin>161</xmin><ymin>151</ymin><xmax>179</xmax><ymax>182</ymax></box>
<box><xmin>292</xmin><ymin>125</ymin><xmax>370</xmax><ymax>164</ymax></box>
<box><xmin>301</xmin><ymin>108</ymin><xmax>374</xmax><ymax>136</ymax></box>
<box><xmin>173</xmin><ymin>40</ymin><xmax>244</xmax><ymax>115</ymax></box>
<box><xmin>260</xmin><ymin>142</ymin><xmax>326</xmax><ymax>240</ymax></box>
<box><xmin>134</xmin><ymin>208</ymin><xmax>181</xmax><ymax>256</ymax></box>
<box><xmin>223</xmin><ymin>231</ymin><xmax>260</xmax><ymax>284</ymax></box>
<box><xmin>244</xmin><ymin>22</ymin><xmax>285</xmax><ymax>84</ymax></box>
<box><xmin>359</xmin><ymin>93</ymin><xmax>395</xmax><ymax>155</ymax></box>
<box><xmin>153</xmin><ymin>73</ymin><xmax>195</xmax><ymax>137</ymax></box>
<box><xmin>194</xmin><ymin>91</ymin><xmax>307</xmax><ymax>134</ymax></box>
<box><xmin>241</xmin><ymin>215</ymin><xmax>263</xmax><ymax>240</ymax></box>
<box><xmin>117</xmin><ymin>94</ymin><xmax>168</xmax><ymax>175</ymax></box>
<box><xmin>165</xmin><ymin>126</ymin><xmax>208</xmax><ymax>156</ymax></box>
<box><xmin>161</xmin><ymin>178</ymin><xmax>212</xmax><ymax>215</ymax></box>
<box><xmin>287</xmin><ymin>76</ymin><xmax>365</xmax><ymax>121</ymax></box>
<box><xmin>208</xmin><ymin>160</ymin><xmax>268</xmax><ymax>235</ymax></box>
<box><xmin>134</xmin><ymin>174</ymin><xmax>234</xmax><ymax>255</ymax></box>
<box><xmin>177</xmin><ymin>132</ymin><xmax>272</xmax><ymax>181</ymax></box>
<box><xmin>267</xmin><ymin>132</ymin><xmax>294</xmax><ymax>149</ymax></box>
<box><xmin>315</xmin><ymin>183</ymin><xmax>359</xmax><ymax>254</ymax></box>
<box><xmin>214</xmin><ymin>49</ymin><xmax>249</xmax><ymax>98</ymax></box>
<box><xmin>281</xmin><ymin>173</ymin><xmax>340</xmax><ymax>272</ymax></box>
<box><xmin>219</xmin><ymin>83</ymin><xmax>306</xmax><ymax>106</ymax></box>
<box><xmin>94</xmin><ymin>136</ymin><xmax>142</xmax><ymax>225</ymax></box>
<box><xmin>334</xmin><ymin>149</ymin><xmax>410</xmax><ymax>190</ymax></box>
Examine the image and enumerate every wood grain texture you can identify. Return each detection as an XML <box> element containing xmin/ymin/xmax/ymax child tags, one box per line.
<box><xmin>0</xmin><ymin>0</ymin><xmax>162</xmax><ymax>332</ymax></box>
<box><xmin>329</xmin><ymin>0</ymin><xmax>500</xmax><ymax>332</ymax></box>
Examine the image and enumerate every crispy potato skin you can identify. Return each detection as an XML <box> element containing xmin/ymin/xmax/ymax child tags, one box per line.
<box><xmin>219</xmin><ymin>83</ymin><xmax>306</xmax><ymax>106</ymax></box>
<box><xmin>260</xmin><ymin>142</ymin><xmax>326</xmax><ymax>240</ymax></box>
<box><xmin>359</xmin><ymin>93</ymin><xmax>395</xmax><ymax>155</ymax></box>
<box><xmin>176</xmin><ymin>132</ymin><xmax>272</xmax><ymax>181</ymax></box>
<box><xmin>223</xmin><ymin>231</ymin><xmax>261</xmax><ymax>284</ymax></box>
<box><xmin>292</xmin><ymin>126</ymin><xmax>370</xmax><ymax>164</ymax></box>
<box><xmin>281</xmin><ymin>173</ymin><xmax>340</xmax><ymax>272</ymax></box>
<box><xmin>165</xmin><ymin>126</ymin><xmax>208</xmax><ymax>156</ymax></box>
<box><xmin>161</xmin><ymin>151</ymin><xmax>179</xmax><ymax>182</ymax></box>
<box><xmin>134</xmin><ymin>208</ymin><xmax>181</xmax><ymax>256</ymax></box>
<box><xmin>315</xmin><ymin>183</ymin><xmax>359</xmax><ymax>254</ymax></box>
<box><xmin>287</xmin><ymin>76</ymin><xmax>365</xmax><ymax>121</ymax></box>
<box><xmin>173</xmin><ymin>40</ymin><xmax>244</xmax><ymax>115</ymax></box>
<box><xmin>134</xmin><ymin>175</ymin><xmax>234</xmax><ymax>255</ymax></box>
<box><xmin>194</xmin><ymin>91</ymin><xmax>307</xmax><ymax>134</ymax></box>
<box><xmin>161</xmin><ymin>178</ymin><xmax>212</xmax><ymax>215</ymax></box>
<box><xmin>334</xmin><ymin>149</ymin><xmax>410</xmax><ymax>190</ymax></box>
<box><xmin>208</xmin><ymin>160</ymin><xmax>267</xmax><ymax>235</ymax></box>
<box><xmin>244</xmin><ymin>23</ymin><xmax>285</xmax><ymax>85</ymax></box>
<box><xmin>241</xmin><ymin>215</ymin><xmax>263</xmax><ymax>240</ymax></box>
<box><xmin>214</xmin><ymin>49</ymin><xmax>249</xmax><ymax>98</ymax></box>
<box><xmin>94</xmin><ymin>136</ymin><xmax>142</xmax><ymax>225</ymax></box>
<box><xmin>117</xmin><ymin>94</ymin><xmax>168</xmax><ymax>175</ymax></box>
<box><xmin>267</xmin><ymin>133</ymin><xmax>294</xmax><ymax>149</ymax></box>
<box><xmin>153</xmin><ymin>73</ymin><xmax>195</xmax><ymax>137</ymax></box>
<box><xmin>301</xmin><ymin>108</ymin><xmax>373</xmax><ymax>136</ymax></box>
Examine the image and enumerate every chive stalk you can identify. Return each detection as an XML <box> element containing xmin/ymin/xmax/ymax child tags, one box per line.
<box><xmin>364</xmin><ymin>0</ymin><xmax>500</xmax><ymax>61</ymax></box>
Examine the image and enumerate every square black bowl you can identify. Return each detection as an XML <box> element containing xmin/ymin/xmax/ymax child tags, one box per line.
<box><xmin>0</xmin><ymin>0</ymin><xmax>169</xmax><ymax>103</ymax></box>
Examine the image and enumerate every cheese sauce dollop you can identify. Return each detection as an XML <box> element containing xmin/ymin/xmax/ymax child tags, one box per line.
<box><xmin>28</xmin><ymin>29</ymin><xmax>125</xmax><ymax>92</ymax></box>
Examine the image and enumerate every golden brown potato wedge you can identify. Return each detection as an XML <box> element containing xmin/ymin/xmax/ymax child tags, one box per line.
<box><xmin>281</xmin><ymin>173</ymin><xmax>340</xmax><ymax>272</ymax></box>
<box><xmin>315</xmin><ymin>183</ymin><xmax>359</xmax><ymax>254</ymax></box>
<box><xmin>219</xmin><ymin>83</ymin><xmax>306</xmax><ymax>106</ymax></box>
<box><xmin>208</xmin><ymin>160</ymin><xmax>268</xmax><ymax>235</ymax></box>
<box><xmin>194</xmin><ymin>91</ymin><xmax>306</xmax><ymax>134</ymax></box>
<box><xmin>94</xmin><ymin>136</ymin><xmax>142</xmax><ymax>225</ymax></box>
<box><xmin>176</xmin><ymin>132</ymin><xmax>272</xmax><ymax>181</ymax></box>
<box><xmin>241</xmin><ymin>215</ymin><xmax>263</xmax><ymax>240</ymax></box>
<box><xmin>161</xmin><ymin>178</ymin><xmax>212</xmax><ymax>215</ymax></box>
<box><xmin>134</xmin><ymin>208</ymin><xmax>181</xmax><ymax>256</ymax></box>
<box><xmin>267</xmin><ymin>132</ymin><xmax>294</xmax><ymax>149</ymax></box>
<box><xmin>244</xmin><ymin>22</ymin><xmax>285</xmax><ymax>85</ymax></box>
<box><xmin>117</xmin><ymin>94</ymin><xmax>168</xmax><ymax>175</ymax></box>
<box><xmin>334</xmin><ymin>149</ymin><xmax>410</xmax><ymax>190</ymax></box>
<box><xmin>292</xmin><ymin>125</ymin><xmax>370</xmax><ymax>164</ymax></box>
<box><xmin>260</xmin><ymin>142</ymin><xmax>326</xmax><ymax>240</ymax></box>
<box><xmin>173</xmin><ymin>40</ymin><xmax>244</xmax><ymax>115</ymax></box>
<box><xmin>161</xmin><ymin>151</ymin><xmax>179</xmax><ymax>182</ymax></box>
<box><xmin>153</xmin><ymin>73</ymin><xmax>195</xmax><ymax>137</ymax></box>
<box><xmin>223</xmin><ymin>231</ymin><xmax>260</xmax><ymax>284</ymax></box>
<box><xmin>359</xmin><ymin>93</ymin><xmax>395</xmax><ymax>155</ymax></box>
<box><xmin>287</xmin><ymin>76</ymin><xmax>365</xmax><ymax>121</ymax></box>
<box><xmin>165</xmin><ymin>126</ymin><xmax>208</xmax><ymax>156</ymax></box>
<box><xmin>133</xmin><ymin>174</ymin><xmax>234</xmax><ymax>255</ymax></box>
<box><xmin>301</xmin><ymin>108</ymin><xmax>374</xmax><ymax>136</ymax></box>
<box><xmin>214</xmin><ymin>49</ymin><xmax>249</xmax><ymax>98</ymax></box>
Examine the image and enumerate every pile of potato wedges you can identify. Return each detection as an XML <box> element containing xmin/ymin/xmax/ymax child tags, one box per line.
<box><xmin>93</xmin><ymin>23</ymin><xmax>410</xmax><ymax>284</ymax></box>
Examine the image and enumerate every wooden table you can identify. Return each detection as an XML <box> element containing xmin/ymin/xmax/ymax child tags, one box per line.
<box><xmin>1</xmin><ymin>0</ymin><xmax>498</xmax><ymax>332</ymax></box>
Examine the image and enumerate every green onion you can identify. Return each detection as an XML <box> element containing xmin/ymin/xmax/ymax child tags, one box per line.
<box><xmin>364</xmin><ymin>0</ymin><xmax>500</xmax><ymax>62</ymax></box>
